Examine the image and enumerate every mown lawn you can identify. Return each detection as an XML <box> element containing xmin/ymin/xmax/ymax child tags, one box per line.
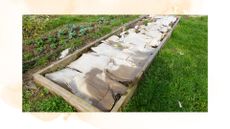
<box><xmin>123</xmin><ymin>16</ymin><xmax>208</xmax><ymax>112</ymax></box>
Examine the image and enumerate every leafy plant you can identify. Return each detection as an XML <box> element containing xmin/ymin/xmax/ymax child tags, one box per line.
<box><xmin>50</xmin><ymin>43</ymin><xmax>57</xmax><ymax>49</ymax></box>
<box><xmin>59</xmin><ymin>40</ymin><xmax>67</xmax><ymax>46</ymax></box>
<box><xmin>97</xmin><ymin>17</ymin><xmax>105</xmax><ymax>24</ymax></box>
<box><xmin>79</xmin><ymin>25</ymin><xmax>92</xmax><ymax>36</ymax></box>
<box><xmin>35</xmin><ymin>38</ymin><xmax>44</xmax><ymax>47</ymax></box>
<box><xmin>23</xmin><ymin>52</ymin><xmax>33</xmax><ymax>60</ymax></box>
<box><xmin>67</xmin><ymin>24</ymin><xmax>78</xmax><ymax>39</ymax></box>
<box><xmin>48</xmin><ymin>35</ymin><xmax>57</xmax><ymax>43</ymax></box>
<box><xmin>36</xmin><ymin>56</ymin><xmax>48</xmax><ymax>66</ymax></box>
<box><xmin>36</xmin><ymin>47</ymin><xmax>44</xmax><ymax>53</ymax></box>
<box><xmin>68</xmin><ymin>31</ymin><xmax>76</xmax><ymax>39</ymax></box>
<box><xmin>57</xmin><ymin>29</ymin><xmax>65</xmax><ymax>38</ymax></box>
<box><xmin>24</xmin><ymin>40</ymin><xmax>34</xmax><ymax>45</ymax></box>
<box><xmin>69</xmin><ymin>24</ymin><xmax>77</xmax><ymax>32</ymax></box>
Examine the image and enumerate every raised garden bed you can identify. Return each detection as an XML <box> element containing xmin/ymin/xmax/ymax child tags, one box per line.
<box><xmin>33</xmin><ymin>15</ymin><xmax>180</xmax><ymax>112</ymax></box>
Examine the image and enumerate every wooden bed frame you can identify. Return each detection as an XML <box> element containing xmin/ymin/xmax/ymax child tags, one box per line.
<box><xmin>33</xmin><ymin>15</ymin><xmax>180</xmax><ymax>112</ymax></box>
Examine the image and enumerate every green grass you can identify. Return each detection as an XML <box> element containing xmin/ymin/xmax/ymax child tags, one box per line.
<box><xmin>23</xmin><ymin>87</ymin><xmax>76</xmax><ymax>112</ymax></box>
<box><xmin>123</xmin><ymin>16</ymin><xmax>208</xmax><ymax>112</ymax></box>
